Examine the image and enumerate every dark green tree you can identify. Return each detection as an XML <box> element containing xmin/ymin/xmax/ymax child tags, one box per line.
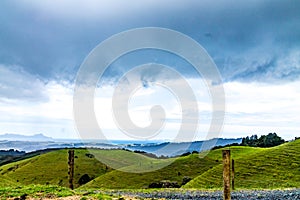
<box><xmin>241</xmin><ymin>133</ymin><xmax>284</xmax><ymax>147</ymax></box>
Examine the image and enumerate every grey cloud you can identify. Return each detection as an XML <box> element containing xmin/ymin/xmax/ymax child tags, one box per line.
<box><xmin>0</xmin><ymin>65</ymin><xmax>48</xmax><ymax>102</ymax></box>
<box><xmin>0</xmin><ymin>0</ymin><xmax>300</xmax><ymax>84</ymax></box>
<box><xmin>220</xmin><ymin>49</ymin><xmax>300</xmax><ymax>83</ymax></box>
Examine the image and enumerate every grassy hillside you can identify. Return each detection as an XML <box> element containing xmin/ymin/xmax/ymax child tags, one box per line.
<box><xmin>82</xmin><ymin>153</ymin><xmax>218</xmax><ymax>189</ymax></box>
<box><xmin>87</xmin><ymin>149</ymin><xmax>160</xmax><ymax>172</ymax></box>
<box><xmin>81</xmin><ymin>146</ymin><xmax>263</xmax><ymax>189</ymax></box>
<box><xmin>200</xmin><ymin>146</ymin><xmax>265</xmax><ymax>160</ymax></box>
<box><xmin>0</xmin><ymin>148</ymin><xmax>163</xmax><ymax>189</ymax></box>
<box><xmin>1</xmin><ymin>140</ymin><xmax>299</xmax><ymax>190</ymax></box>
<box><xmin>0</xmin><ymin>149</ymin><xmax>113</xmax><ymax>188</ymax></box>
<box><xmin>0</xmin><ymin>175</ymin><xmax>18</xmax><ymax>187</ymax></box>
<box><xmin>184</xmin><ymin>139</ymin><xmax>300</xmax><ymax>189</ymax></box>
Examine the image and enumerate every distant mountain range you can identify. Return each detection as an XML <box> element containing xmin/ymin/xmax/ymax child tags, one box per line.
<box><xmin>0</xmin><ymin>133</ymin><xmax>242</xmax><ymax>156</ymax></box>
<box><xmin>0</xmin><ymin>133</ymin><xmax>53</xmax><ymax>141</ymax></box>
<box><xmin>126</xmin><ymin>138</ymin><xmax>242</xmax><ymax>156</ymax></box>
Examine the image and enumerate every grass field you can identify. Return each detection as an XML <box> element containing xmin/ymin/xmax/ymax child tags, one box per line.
<box><xmin>0</xmin><ymin>185</ymin><xmax>115</xmax><ymax>200</ymax></box>
<box><xmin>0</xmin><ymin>139</ymin><xmax>299</xmax><ymax>196</ymax></box>
<box><xmin>82</xmin><ymin>145</ymin><xmax>268</xmax><ymax>189</ymax></box>
<box><xmin>0</xmin><ymin>149</ymin><xmax>113</xmax><ymax>188</ymax></box>
<box><xmin>82</xmin><ymin>153</ymin><xmax>218</xmax><ymax>189</ymax></box>
<box><xmin>0</xmin><ymin>175</ymin><xmax>18</xmax><ymax>188</ymax></box>
<box><xmin>185</xmin><ymin>139</ymin><xmax>300</xmax><ymax>189</ymax></box>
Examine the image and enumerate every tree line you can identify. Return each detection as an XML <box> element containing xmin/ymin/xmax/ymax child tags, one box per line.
<box><xmin>241</xmin><ymin>132</ymin><xmax>285</xmax><ymax>147</ymax></box>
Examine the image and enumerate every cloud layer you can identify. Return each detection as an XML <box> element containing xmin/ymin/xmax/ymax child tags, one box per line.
<box><xmin>0</xmin><ymin>1</ymin><xmax>300</xmax><ymax>140</ymax></box>
<box><xmin>1</xmin><ymin>0</ymin><xmax>300</xmax><ymax>82</ymax></box>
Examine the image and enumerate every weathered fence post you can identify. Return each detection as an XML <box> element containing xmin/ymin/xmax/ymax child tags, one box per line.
<box><xmin>68</xmin><ymin>150</ymin><xmax>74</xmax><ymax>190</ymax></box>
<box><xmin>222</xmin><ymin>150</ymin><xmax>231</xmax><ymax>200</ymax></box>
<box><xmin>232</xmin><ymin>159</ymin><xmax>235</xmax><ymax>191</ymax></box>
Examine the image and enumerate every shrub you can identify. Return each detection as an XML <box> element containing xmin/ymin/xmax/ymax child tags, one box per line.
<box><xmin>148</xmin><ymin>180</ymin><xmax>180</xmax><ymax>188</ymax></box>
<box><xmin>78</xmin><ymin>174</ymin><xmax>91</xmax><ymax>185</ymax></box>
<box><xmin>182</xmin><ymin>176</ymin><xmax>192</xmax><ymax>185</ymax></box>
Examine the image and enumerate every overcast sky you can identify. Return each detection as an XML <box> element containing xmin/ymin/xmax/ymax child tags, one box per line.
<box><xmin>0</xmin><ymin>0</ymin><xmax>300</xmax><ymax>141</ymax></box>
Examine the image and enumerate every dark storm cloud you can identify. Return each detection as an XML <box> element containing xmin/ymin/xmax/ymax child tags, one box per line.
<box><xmin>0</xmin><ymin>0</ymin><xmax>299</xmax><ymax>84</ymax></box>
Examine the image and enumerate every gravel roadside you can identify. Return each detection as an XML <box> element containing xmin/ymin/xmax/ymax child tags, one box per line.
<box><xmin>105</xmin><ymin>189</ymin><xmax>300</xmax><ymax>200</ymax></box>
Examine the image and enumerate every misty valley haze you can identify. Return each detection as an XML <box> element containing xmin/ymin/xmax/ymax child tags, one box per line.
<box><xmin>0</xmin><ymin>133</ymin><xmax>241</xmax><ymax>157</ymax></box>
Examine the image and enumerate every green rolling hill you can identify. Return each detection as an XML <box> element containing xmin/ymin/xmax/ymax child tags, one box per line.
<box><xmin>82</xmin><ymin>153</ymin><xmax>218</xmax><ymax>189</ymax></box>
<box><xmin>0</xmin><ymin>149</ymin><xmax>112</xmax><ymax>188</ymax></box>
<box><xmin>0</xmin><ymin>148</ymin><xmax>164</xmax><ymax>189</ymax></box>
<box><xmin>81</xmin><ymin>145</ymin><xmax>264</xmax><ymax>189</ymax></box>
<box><xmin>0</xmin><ymin>175</ymin><xmax>18</xmax><ymax>187</ymax></box>
<box><xmin>184</xmin><ymin>139</ymin><xmax>300</xmax><ymax>189</ymax></box>
<box><xmin>0</xmin><ymin>140</ymin><xmax>299</xmax><ymax>190</ymax></box>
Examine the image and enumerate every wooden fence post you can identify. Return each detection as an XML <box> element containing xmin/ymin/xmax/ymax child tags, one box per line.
<box><xmin>68</xmin><ymin>150</ymin><xmax>74</xmax><ymax>190</ymax></box>
<box><xmin>222</xmin><ymin>150</ymin><xmax>231</xmax><ymax>200</ymax></box>
<box><xmin>232</xmin><ymin>159</ymin><xmax>235</xmax><ymax>191</ymax></box>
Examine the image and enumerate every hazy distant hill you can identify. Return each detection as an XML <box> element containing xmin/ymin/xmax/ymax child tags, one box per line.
<box><xmin>126</xmin><ymin>138</ymin><xmax>242</xmax><ymax>156</ymax></box>
<box><xmin>0</xmin><ymin>134</ymin><xmax>242</xmax><ymax>156</ymax></box>
<box><xmin>0</xmin><ymin>140</ymin><xmax>118</xmax><ymax>152</ymax></box>
<box><xmin>0</xmin><ymin>133</ymin><xmax>53</xmax><ymax>141</ymax></box>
